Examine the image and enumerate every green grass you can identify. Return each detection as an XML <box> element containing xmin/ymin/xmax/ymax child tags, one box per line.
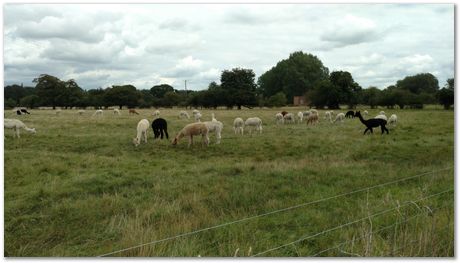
<box><xmin>4</xmin><ymin>107</ymin><xmax>454</xmax><ymax>257</ymax></box>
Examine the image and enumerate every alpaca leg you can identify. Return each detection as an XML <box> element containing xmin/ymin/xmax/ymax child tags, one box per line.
<box><xmin>363</xmin><ymin>128</ymin><xmax>369</xmax><ymax>135</ymax></box>
<box><xmin>216</xmin><ymin>131</ymin><xmax>221</xmax><ymax>144</ymax></box>
<box><xmin>160</xmin><ymin>129</ymin><xmax>164</xmax><ymax>139</ymax></box>
<box><xmin>188</xmin><ymin>136</ymin><xmax>193</xmax><ymax>148</ymax></box>
<box><xmin>370</xmin><ymin>128</ymin><xmax>373</xmax><ymax>134</ymax></box>
<box><xmin>16</xmin><ymin>128</ymin><xmax>20</xmax><ymax>138</ymax></box>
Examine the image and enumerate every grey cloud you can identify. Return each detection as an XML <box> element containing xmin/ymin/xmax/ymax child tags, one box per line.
<box><xmin>158</xmin><ymin>18</ymin><xmax>200</xmax><ymax>31</ymax></box>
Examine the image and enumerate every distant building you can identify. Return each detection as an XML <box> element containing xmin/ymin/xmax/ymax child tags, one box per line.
<box><xmin>293</xmin><ymin>96</ymin><xmax>307</xmax><ymax>106</ymax></box>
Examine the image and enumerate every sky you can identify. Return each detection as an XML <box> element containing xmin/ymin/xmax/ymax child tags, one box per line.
<box><xmin>3</xmin><ymin>3</ymin><xmax>455</xmax><ymax>91</ymax></box>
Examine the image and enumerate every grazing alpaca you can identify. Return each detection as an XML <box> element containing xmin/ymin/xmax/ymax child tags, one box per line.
<box><xmin>244</xmin><ymin>117</ymin><xmax>263</xmax><ymax>135</ymax></box>
<box><xmin>92</xmin><ymin>109</ymin><xmax>103</xmax><ymax>117</ymax></box>
<box><xmin>388</xmin><ymin>114</ymin><xmax>398</xmax><ymax>126</ymax></box>
<box><xmin>355</xmin><ymin>111</ymin><xmax>389</xmax><ymax>135</ymax></box>
<box><xmin>179</xmin><ymin>110</ymin><xmax>190</xmax><ymax>119</ymax></box>
<box><xmin>363</xmin><ymin>110</ymin><xmax>368</xmax><ymax>116</ymax></box>
<box><xmin>133</xmin><ymin>119</ymin><xmax>150</xmax><ymax>146</ymax></box>
<box><xmin>153</xmin><ymin>110</ymin><xmax>160</xmax><ymax>117</ymax></box>
<box><xmin>275</xmin><ymin>113</ymin><xmax>284</xmax><ymax>124</ymax></box>
<box><xmin>332</xmin><ymin>113</ymin><xmax>345</xmax><ymax>123</ymax></box>
<box><xmin>324</xmin><ymin>111</ymin><xmax>332</xmax><ymax>122</ymax></box>
<box><xmin>113</xmin><ymin>109</ymin><xmax>121</xmax><ymax>115</ymax></box>
<box><xmin>16</xmin><ymin>110</ymin><xmax>22</xmax><ymax>115</ymax></box>
<box><xmin>345</xmin><ymin>110</ymin><xmax>355</xmax><ymax>118</ymax></box>
<box><xmin>233</xmin><ymin>117</ymin><xmax>244</xmax><ymax>135</ymax></box>
<box><xmin>172</xmin><ymin>122</ymin><xmax>209</xmax><ymax>148</ymax></box>
<box><xmin>20</xmin><ymin>109</ymin><xmax>30</xmax><ymax>114</ymax></box>
<box><xmin>194</xmin><ymin>112</ymin><xmax>202</xmax><ymax>122</ymax></box>
<box><xmin>307</xmin><ymin>113</ymin><xmax>319</xmax><ymax>125</ymax></box>
<box><xmin>283</xmin><ymin>113</ymin><xmax>295</xmax><ymax>124</ymax></box>
<box><xmin>129</xmin><ymin>109</ymin><xmax>139</xmax><ymax>115</ymax></box>
<box><xmin>151</xmin><ymin>118</ymin><xmax>169</xmax><ymax>139</ymax></box>
<box><xmin>78</xmin><ymin>110</ymin><xmax>85</xmax><ymax>115</ymax></box>
<box><xmin>4</xmin><ymin>118</ymin><xmax>36</xmax><ymax>138</ymax></box>
<box><xmin>204</xmin><ymin>118</ymin><xmax>224</xmax><ymax>144</ymax></box>
<box><xmin>297</xmin><ymin>111</ymin><xmax>304</xmax><ymax>123</ymax></box>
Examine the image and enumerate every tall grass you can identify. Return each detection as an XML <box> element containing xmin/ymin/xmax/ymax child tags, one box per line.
<box><xmin>4</xmin><ymin>107</ymin><xmax>454</xmax><ymax>257</ymax></box>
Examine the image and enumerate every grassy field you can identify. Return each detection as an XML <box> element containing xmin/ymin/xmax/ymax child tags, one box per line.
<box><xmin>4</xmin><ymin>107</ymin><xmax>454</xmax><ymax>257</ymax></box>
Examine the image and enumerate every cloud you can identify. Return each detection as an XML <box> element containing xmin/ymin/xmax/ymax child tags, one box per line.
<box><xmin>158</xmin><ymin>18</ymin><xmax>200</xmax><ymax>31</ymax></box>
<box><xmin>165</xmin><ymin>56</ymin><xmax>204</xmax><ymax>78</ymax></box>
<box><xmin>320</xmin><ymin>14</ymin><xmax>381</xmax><ymax>48</ymax></box>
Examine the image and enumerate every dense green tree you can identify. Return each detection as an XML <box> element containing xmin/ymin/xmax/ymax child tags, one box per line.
<box><xmin>258</xmin><ymin>51</ymin><xmax>329</xmax><ymax>102</ymax></box>
<box><xmin>5</xmin><ymin>84</ymin><xmax>35</xmax><ymax>105</ymax></box>
<box><xmin>150</xmin><ymin>84</ymin><xmax>174</xmax><ymax>98</ymax></box>
<box><xmin>437</xmin><ymin>78</ymin><xmax>454</xmax><ymax>109</ymax></box>
<box><xmin>361</xmin><ymin>87</ymin><xmax>381</xmax><ymax>109</ymax></box>
<box><xmin>33</xmin><ymin>74</ymin><xmax>66</xmax><ymax>109</ymax></box>
<box><xmin>266</xmin><ymin>92</ymin><xmax>287</xmax><ymax>107</ymax></box>
<box><xmin>5</xmin><ymin>98</ymin><xmax>16</xmax><ymax>109</ymax></box>
<box><xmin>329</xmin><ymin>71</ymin><xmax>362</xmax><ymax>108</ymax></box>
<box><xmin>396</xmin><ymin>73</ymin><xmax>439</xmax><ymax>94</ymax></box>
<box><xmin>86</xmin><ymin>88</ymin><xmax>106</xmax><ymax>109</ymax></box>
<box><xmin>104</xmin><ymin>85</ymin><xmax>140</xmax><ymax>109</ymax></box>
<box><xmin>220</xmin><ymin>68</ymin><xmax>257</xmax><ymax>109</ymax></box>
<box><xmin>20</xmin><ymin>95</ymin><xmax>41</xmax><ymax>108</ymax></box>
<box><xmin>162</xmin><ymin>91</ymin><xmax>181</xmax><ymax>107</ymax></box>
<box><xmin>309</xmin><ymin>80</ymin><xmax>341</xmax><ymax>109</ymax></box>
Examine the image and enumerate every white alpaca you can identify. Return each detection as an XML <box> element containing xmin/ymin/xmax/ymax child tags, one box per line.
<box><xmin>310</xmin><ymin>109</ymin><xmax>318</xmax><ymax>116</ymax></box>
<box><xmin>275</xmin><ymin>113</ymin><xmax>284</xmax><ymax>125</ymax></box>
<box><xmin>179</xmin><ymin>110</ymin><xmax>190</xmax><ymax>119</ymax></box>
<box><xmin>133</xmin><ymin>119</ymin><xmax>150</xmax><ymax>147</ymax></box>
<box><xmin>192</xmin><ymin>109</ymin><xmax>200</xmax><ymax>116</ymax></box>
<box><xmin>363</xmin><ymin>110</ymin><xmax>369</xmax><ymax>116</ymax></box>
<box><xmin>153</xmin><ymin>110</ymin><xmax>160</xmax><ymax>117</ymax></box>
<box><xmin>297</xmin><ymin>111</ymin><xmax>304</xmax><ymax>123</ymax></box>
<box><xmin>244</xmin><ymin>117</ymin><xmax>263</xmax><ymax>135</ymax></box>
<box><xmin>4</xmin><ymin>119</ymin><xmax>36</xmax><ymax>138</ymax></box>
<box><xmin>388</xmin><ymin>114</ymin><xmax>397</xmax><ymax>125</ymax></box>
<box><xmin>374</xmin><ymin>114</ymin><xmax>388</xmax><ymax>121</ymax></box>
<box><xmin>204</xmin><ymin>117</ymin><xmax>224</xmax><ymax>144</ymax></box>
<box><xmin>194</xmin><ymin>112</ymin><xmax>202</xmax><ymax>122</ymax></box>
<box><xmin>172</xmin><ymin>122</ymin><xmax>209</xmax><ymax>148</ymax></box>
<box><xmin>93</xmin><ymin>109</ymin><xmax>103</xmax><ymax>117</ymax></box>
<box><xmin>56</xmin><ymin>109</ymin><xmax>62</xmax><ymax>115</ymax></box>
<box><xmin>113</xmin><ymin>109</ymin><xmax>121</xmax><ymax>115</ymax></box>
<box><xmin>77</xmin><ymin>110</ymin><xmax>85</xmax><ymax>115</ymax></box>
<box><xmin>333</xmin><ymin>113</ymin><xmax>345</xmax><ymax>123</ymax></box>
<box><xmin>324</xmin><ymin>111</ymin><xmax>332</xmax><ymax>122</ymax></box>
<box><xmin>379</xmin><ymin>111</ymin><xmax>386</xmax><ymax>115</ymax></box>
<box><xmin>283</xmin><ymin>113</ymin><xmax>295</xmax><ymax>124</ymax></box>
<box><xmin>302</xmin><ymin>110</ymin><xmax>311</xmax><ymax>118</ymax></box>
<box><xmin>233</xmin><ymin>117</ymin><xmax>244</xmax><ymax>135</ymax></box>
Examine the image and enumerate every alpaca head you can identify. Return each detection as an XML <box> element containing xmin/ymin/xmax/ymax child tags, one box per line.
<box><xmin>171</xmin><ymin>137</ymin><xmax>179</xmax><ymax>146</ymax></box>
<box><xmin>133</xmin><ymin>137</ymin><xmax>140</xmax><ymax>147</ymax></box>
<box><xmin>355</xmin><ymin>111</ymin><xmax>361</xmax><ymax>117</ymax></box>
<box><xmin>30</xmin><ymin>128</ymin><xmax>36</xmax><ymax>134</ymax></box>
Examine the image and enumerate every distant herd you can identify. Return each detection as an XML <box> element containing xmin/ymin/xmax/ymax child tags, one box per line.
<box><xmin>5</xmin><ymin>108</ymin><xmax>398</xmax><ymax>146</ymax></box>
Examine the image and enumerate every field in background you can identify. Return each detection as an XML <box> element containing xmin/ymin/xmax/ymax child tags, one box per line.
<box><xmin>4</xmin><ymin>107</ymin><xmax>454</xmax><ymax>257</ymax></box>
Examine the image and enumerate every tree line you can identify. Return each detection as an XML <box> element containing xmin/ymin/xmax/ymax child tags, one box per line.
<box><xmin>4</xmin><ymin>51</ymin><xmax>454</xmax><ymax>110</ymax></box>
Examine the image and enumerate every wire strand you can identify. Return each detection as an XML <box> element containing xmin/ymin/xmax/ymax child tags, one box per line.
<box><xmin>98</xmin><ymin>166</ymin><xmax>453</xmax><ymax>257</ymax></box>
<box><xmin>309</xmin><ymin>203</ymin><xmax>452</xmax><ymax>257</ymax></box>
<box><xmin>251</xmin><ymin>188</ymin><xmax>453</xmax><ymax>257</ymax></box>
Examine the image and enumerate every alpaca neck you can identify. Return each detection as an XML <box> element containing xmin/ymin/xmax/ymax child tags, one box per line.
<box><xmin>357</xmin><ymin>114</ymin><xmax>367</xmax><ymax>125</ymax></box>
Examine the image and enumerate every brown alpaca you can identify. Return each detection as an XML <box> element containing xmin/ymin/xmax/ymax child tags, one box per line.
<box><xmin>307</xmin><ymin>113</ymin><xmax>319</xmax><ymax>125</ymax></box>
<box><xmin>129</xmin><ymin>109</ymin><xmax>139</xmax><ymax>115</ymax></box>
<box><xmin>172</xmin><ymin>122</ymin><xmax>209</xmax><ymax>148</ymax></box>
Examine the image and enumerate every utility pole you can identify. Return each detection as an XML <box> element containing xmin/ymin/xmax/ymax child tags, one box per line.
<box><xmin>184</xmin><ymin>80</ymin><xmax>188</xmax><ymax>109</ymax></box>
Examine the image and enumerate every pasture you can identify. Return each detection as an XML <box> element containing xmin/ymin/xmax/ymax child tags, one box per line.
<box><xmin>4</xmin><ymin>107</ymin><xmax>454</xmax><ymax>257</ymax></box>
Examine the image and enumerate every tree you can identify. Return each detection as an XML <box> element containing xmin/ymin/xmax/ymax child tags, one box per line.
<box><xmin>258</xmin><ymin>51</ymin><xmax>330</xmax><ymax>102</ymax></box>
<box><xmin>266</xmin><ymin>92</ymin><xmax>287</xmax><ymax>107</ymax></box>
<box><xmin>34</xmin><ymin>74</ymin><xmax>66</xmax><ymax>109</ymax></box>
<box><xmin>20</xmin><ymin>95</ymin><xmax>41</xmax><ymax>108</ymax></box>
<box><xmin>5</xmin><ymin>84</ymin><xmax>35</xmax><ymax>105</ymax></box>
<box><xmin>309</xmin><ymin>80</ymin><xmax>341</xmax><ymax>109</ymax></box>
<box><xmin>104</xmin><ymin>85</ymin><xmax>140</xmax><ymax>109</ymax></box>
<box><xmin>437</xmin><ymin>78</ymin><xmax>454</xmax><ymax>109</ymax></box>
<box><xmin>396</xmin><ymin>73</ymin><xmax>439</xmax><ymax>94</ymax></box>
<box><xmin>220</xmin><ymin>68</ymin><xmax>257</xmax><ymax>109</ymax></box>
<box><xmin>162</xmin><ymin>91</ymin><xmax>181</xmax><ymax>107</ymax></box>
<box><xmin>361</xmin><ymin>87</ymin><xmax>381</xmax><ymax>109</ymax></box>
<box><xmin>329</xmin><ymin>71</ymin><xmax>362</xmax><ymax>109</ymax></box>
<box><xmin>5</xmin><ymin>98</ymin><xmax>16</xmax><ymax>109</ymax></box>
<box><xmin>150</xmin><ymin>84</ymin><xmax>175</xmax><ymax>98</ymax></box>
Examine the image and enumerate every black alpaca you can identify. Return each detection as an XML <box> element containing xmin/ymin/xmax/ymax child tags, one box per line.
<box><xmin>151</xmin><ymin>118</ymin><xmax>169</xmax><ymax>139</ymax></box>
<box><xmin>345</xmin><ymin>110</ymin><xmax>355</xmax><ymax>118</ymax></box>
<box><xmin>16</xmin><ymin>110</ymin><xmax>22</xmax><ymax>115</ymax></box>
<box><xmin>20</xmin><ymin>109</ymin><xmax>30</xmax><ymax>114</ymax></box>
<box><xmin>355</xmin><ymin>111</ymin><xmax>389</xmax><ymax>135</ymax></box>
